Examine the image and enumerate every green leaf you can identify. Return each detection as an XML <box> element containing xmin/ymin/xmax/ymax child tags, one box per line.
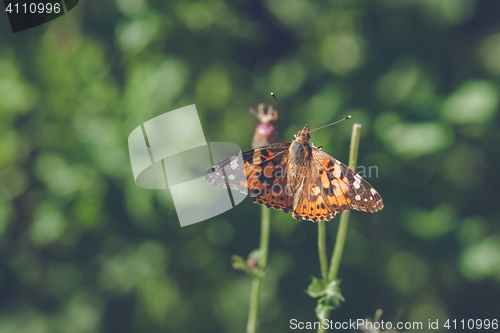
<box><xmin>324</xmin><ymin>280</ymin><xmax>343</xmax><ymax>298</ymax></box>
<box><xmin>306</xmin><ymin>276</ymin><xmax>325</xmax><ymax>298</ymax></box>
<box><xmin>231</xmin><ymin>255</ymin><xmax>247</xmax><ymax>270</ymax></box>
<box><xmin>231</xmin><ymin>254</ymin><xmax>264</xmax><ymax>278</ymax></box>
<box><xmin>315</xmin><ymin>292</ymin><xmax>345</xmax><ymax>320</ymax></box>
<box><xmin>309</xmin><ymin>278</ymin><xmax>345</xmax><ymax>320</ymax></box>
<box><xmin>247</xmin><ymin>249</ymin><xmax>261</xmax><ymax>262</ymax></box>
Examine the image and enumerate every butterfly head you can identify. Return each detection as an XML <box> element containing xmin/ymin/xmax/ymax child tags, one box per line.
<box><xmin>294</xmin><ymin>124</ymin><xmax>311</xmax><ymax>143</ymax></box>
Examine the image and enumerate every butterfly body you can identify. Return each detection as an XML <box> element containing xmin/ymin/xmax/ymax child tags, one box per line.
<box><xmin>288</xmin><ymin>142</ymin><xmax>309</xmax><ymax>193</ymax></box>
<box><xmin>204</xmin><ymin>125</ymin><xmax>383</xmax><ymax>222</ymax></box>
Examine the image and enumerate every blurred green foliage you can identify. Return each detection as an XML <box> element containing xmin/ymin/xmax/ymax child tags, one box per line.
<box><xmin>0</xmin><ymin>0</ymin><xmax>500</xmax><ymax>332</ymax></box>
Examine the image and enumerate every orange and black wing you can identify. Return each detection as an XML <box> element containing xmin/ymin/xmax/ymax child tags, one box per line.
<box><xmin>290</xmin><ymin>155</ymin><xmax>337</xmax><ymax>222</ymax></box>
<box><xmin>204</xmin><ymin>142</ymin><xmax>294</xmax><ymax>213</ymax></box>
<box><xmin>311</xmin><ymin>148</ymin><xmax>384</xmax><ymax>214</ymax></box>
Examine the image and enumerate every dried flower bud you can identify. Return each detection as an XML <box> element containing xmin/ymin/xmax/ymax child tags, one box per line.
<box><xmin>250</xmin><ymin>103</ymin><xmax>278</xmax><ymax>148</ymax></box>
<box><xmin>246</xmin><ymin>258</ymin><xmax>258</xmax><ymax>268</ymax></box>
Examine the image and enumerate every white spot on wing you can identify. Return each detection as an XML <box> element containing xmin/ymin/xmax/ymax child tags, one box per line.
<box><xmin>252</xmin><ymin>151</ymin><xmax>261</xmax><ymax>164</ymax></box>
<box><xmin>333</xmin><ymin>165</ymin><xmax>341</xmax><ymax>178</ymax></box>
<box><xmin>355</xmin><ymin>195</ymin><xmax>361</xmax><ymax>200</ymax></box>
<box><xmin>230</xmin><ymin>159</ymin><xmax>239</xmax><ymax>170</ymax></box>
<box><xmin>353</xmin><ymin>174</ymin><xmax>362</xmax><ymax>190</ymax></box>
<box><xmin>228</xmin><ymin>175</ymin><xmax>235</xmax><ymax>180</ymax></box>
<box><xmin>370</xmin><ymin>188</ymin><xmax>377</xmax><ymax>195</ymax></box>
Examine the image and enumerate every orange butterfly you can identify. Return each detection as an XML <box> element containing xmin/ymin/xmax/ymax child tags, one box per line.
<box><xmin>204</xmin><ymin>124</ymin><xmax>383</xmax><ymax>222</ymax></box>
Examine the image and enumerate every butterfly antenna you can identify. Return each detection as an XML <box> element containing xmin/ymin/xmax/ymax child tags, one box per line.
<box><xmin>309</xmin><ymin>115</ymin><xmax>352</xmax><ymax>133</ymax></box>
<box><xmin>270</xmin><ymin>92</ymin><xmax>300</xmax><ymax>130</ymax></box>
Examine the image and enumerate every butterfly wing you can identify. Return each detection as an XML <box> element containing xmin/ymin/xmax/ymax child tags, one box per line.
<box><xmin>204</xmin><ymin>142</ymin><xmax>294</xmax><ymax>213</ymax></box>
<box><xmin>311</xmin><ymin>148</ymin><xmax>384</xmax><ymax>213</ymax></box>
<box><xmin>251</xmin><ymin>148</ymin><xmax>294</xmax><ymax>213</ymax></box>
<box><xmin>291</xmin><ymin>154</ymin><xmax>337</xmax><ymax>222</ymax></box>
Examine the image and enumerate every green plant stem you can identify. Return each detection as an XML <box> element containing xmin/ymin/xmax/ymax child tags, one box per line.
<box><xmin>247</xmin><ymin>205</ymin><xmax>270</xmax><ymax>333</ymax></box>
<box><xmin>317</xmin><ymin>124</ymin><xmax>362</xmax><ymax>333</ymax></box>
<box><xmin>259</xmin><ymin>205</ymin><xmax>271</xmax><ymax>269</ymax></box>
<box><xmin>318</xmin><ymin>221</ymin><xmax>328</xmax><ymax>282</ymax></box>
<box><xmin>328</xmin><ymin>123</ymin><xmax>362</xmax><ymax>282</ymax></box>
<box><xmin>247</xmin><ymin>278</ymin><xmax>262</xmax><ymax>333</ymax></box>
<box><xmin>317</xmin><ymin>220</ymin><xmax>329</xmax><ymax>333</ymax></box>
<box><xmin>327</xmin><ymin>211</ymin><xmax>351</xmax><ymax>281</ymax></box>
<box><xmin>318</xmin><ymin>310</ymin><xmax>330</xmax><ymax>333</ymax></box>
